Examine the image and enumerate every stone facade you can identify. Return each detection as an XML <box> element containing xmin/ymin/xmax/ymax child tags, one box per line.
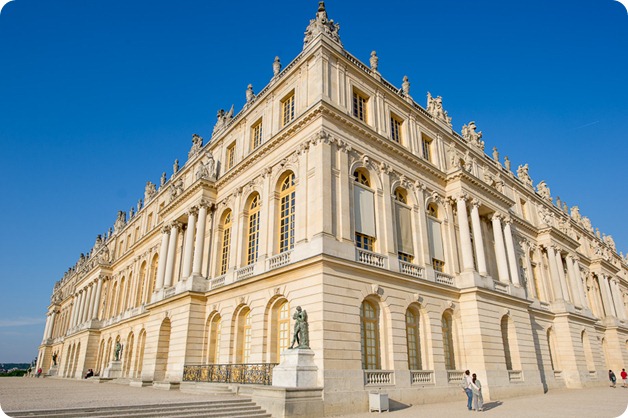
<box><xmin>38</xmin><ymin>3</ymin><xmax>628</xmax><ymax>416</ymax></box>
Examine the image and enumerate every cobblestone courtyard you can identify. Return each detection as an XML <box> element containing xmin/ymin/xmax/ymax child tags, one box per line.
<box><xmin>0</xmin><ymin>378</ymin><xmax>627</xmax><ymax>417</ymax></box>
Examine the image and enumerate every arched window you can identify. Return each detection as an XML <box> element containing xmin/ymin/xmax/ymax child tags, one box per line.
<box><xmin>136</xmin><ymin>262</ymin><xmax>147</xmax><ymax>307</ymax></box>
<box><xmin>236</xmin><ymin>308</ymin><xmax>252</xmax><ymax>364</ymax></box>
<box><xmin>278</xmin><ymin>173</ymin><xmax>296</xmax><ymax>253</ymax></box>
<box><xmin>394</xmin><ymin>187</ymin><xmax>413</xmax><ymax>263</ymax></box>
<box><xmin>219</xmin><ymin>210</ymin><xmax>232</xmax><ymax>275</ymax></box>
<box><xmin>246</xmin><ymin>194</ymin><xmax>261</xmax><ymax>265</ymax></box>
<box><xmin>427</xmin><ymin>203</ymin><xmax>445</xmax><ymax>272</ymax></box>
<box><xmin>360</xmin><ymin>299</ymin><xmax>380</xmax><ymax>370</ymax></box>
<box><xmin>117</xmin><ymin>277</ymin><xmax>126</xmax><ymax>315</ymax></box>
<box><xmin>442</xmin><ymin>311</ymin><xmax>455</xmax><ymax>370</ymax></box>
<box><xmin>276</xmin><ymin>301</ymin><xmax>290</xmax><ymax>360</ymax></box>
<box><xmin>147</xmin><ymin>254</ymin><xmax>159</xmax><ymax>303</ymax></box>
<box><xmin>207</xmin><ymin>314</ymin><xmax>222</xmax><ymax>364</ymax></box>
<box><xmin>406</xmin><ymin>307</ymin><xmax>422</xmax><ymax>370</ymax></box>
<box><xmin>354</xmin><ymin>169</ymin><xmax>376</xmax><ymax>251</ymax></box>
<box><xmin>135</xmin><ymin>329</ymin><xmax>146</xmax><ymax>378</ymax></box>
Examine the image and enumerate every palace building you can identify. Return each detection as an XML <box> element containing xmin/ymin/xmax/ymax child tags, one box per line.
<box><xmin>38</xmin><ymin>2</ymin><xmax>628</xmax><ymax>415</ymax></box>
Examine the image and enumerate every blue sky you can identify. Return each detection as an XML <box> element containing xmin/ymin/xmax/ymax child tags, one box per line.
<box><xmin>0</xmin><ymin>0</ymin><xmax>626</xmax><ymax>362</ymax></box>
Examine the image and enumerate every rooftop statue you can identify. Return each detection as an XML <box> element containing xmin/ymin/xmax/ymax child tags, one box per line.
<box><xmin>369</xmin><ymin>51</ymin><xmax>378</xmax><ymax>72</ymax></box>
<box><xmin>289</xmin><ymin>306</ymin><xmax>310</xmax><ymax>349</ymax></box>
<box><xmin>504</xmin><ymin>156</ymin><xmax>511</xmax><ymax>171</ymax></box>
<box><xmin>426</xmin><ymin>92</ymin><xmax>452</xmax><ymax>127</ymax></box>
<box><xmin>160</xmin><ymin>172</ymin><xmax>167</xmax><ymax>187</ymax></box>
<box><xmin>196</xmin><ymin>151</ymin><xmax>217</xmax><ymax>181</ymax></box>
<box><xmin>188</xmin><ymin>134</ymin><xmax>204</xmax><ymax>159</ymax></box>
<box><xmin>517</xmin><ymin>163</ymin><xmax>533</xmax><ymax>187</ymax></box>
<box><xmin>462</xmin><ymin>121</ymin><xmax>484</xmax><ymax>150</ymax></box>
<box><xmin>303</xmin><ymin>1</ymin><xmax>342</xmax><ymax>48</ymax></box>
<box><xmin>537</xmin><ymin>181</ymin><xmax>551</xmax><ymax>201</ymax></box>
<box><xmin>172</xmin><ymin>159</ymin><xmax>179</xmax><ymax>176</ymax></box>
<box><xmin>273</xmin><ymin>56</ymin><xmax>281</xmax><ymax>77</ymax></box>
<box><xmin>492</xmin><ymin>147</ymin><xmax>499</xmax><ymax>162</ymax></box>
<box><xmin>212</xmin><ymin>106</ymin><xmax>234</xmax><ymax>136</ymax></box>
<box><xmin>245</xmin><ymin>84</ymin><xmax>255</xmax><ymax>103</ymax></box>
<box><xmin>570</xmin><ymin>206</ymin><xmax>581</xmax><ymax>222</ymax></box>
<box><xmin>114</xmin><ymin>210</ymin><xmax>126</xmax><ymax>233</ymax></box>
<box><xmin>144</xmin><ymin>181</ymin><xmax>157</xmax><ymax>203</ymax></box>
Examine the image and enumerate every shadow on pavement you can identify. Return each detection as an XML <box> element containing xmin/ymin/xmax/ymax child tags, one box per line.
<box><xmin>481</xmin><ymin>401</ymin><xmax>503</xmax><ymax>411</ymax></box>
<box><xmin>389</xmin><ymin>399</ymin><xmax>411</xmax><ymax>411</ymax></box>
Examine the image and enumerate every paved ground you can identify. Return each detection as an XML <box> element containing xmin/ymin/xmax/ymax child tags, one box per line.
<box><xmin>0</xmin><ymin>377</ymin><xmax>627</xmax><ymax>418</ymax></box>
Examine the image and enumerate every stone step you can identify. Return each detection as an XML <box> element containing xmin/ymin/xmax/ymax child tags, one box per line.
<box><xmin>6</xmin><ymin>398</ymin><xmax>269</xmax><ymax>418</ymax></box>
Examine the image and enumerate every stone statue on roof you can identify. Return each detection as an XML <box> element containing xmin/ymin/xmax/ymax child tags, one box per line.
<box><xmin>188</xmin><ymin>134</ymin><xmax>203</xmax><ymax>159</ymax></box>
<box><xmin>517</xmin><ymin>164</ymin><xmax>533</xmax><ymax>187</ymax></box>
<box><xmin>212</xmin><ymin>106</ymin><xmax>234</xmax><ymax>136</ymax></box>
<box><xmin>370</xmin><ymin>51</ymin><xmax>378</xmax><ymax>72</ymax></box>
<box><xmin>426</xmin><ymin>92</ymin><xmax>452</xmax><ymax>127</ymax></box>
<box><xmin>303</xmin><ymin>1</ymin><xmax>342</xmax><ymax>48</ymax></box>
<box><xmin>537</xmin><ymin>181</ymin><xmax>551</xmax><ymax>201</ymax></box>
<box><xmin>462</xmin><ymin>121</ymin><xmax>485</xmax><ymax>150</ymax></box>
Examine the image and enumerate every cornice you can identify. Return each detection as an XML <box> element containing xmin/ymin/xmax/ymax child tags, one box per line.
<box><xmin>445</xmin><ymin>169</ymin><xmax>514</xmax><ymax>210</ymax></box>
<box><xmin>160</xmin><ymin>177</ymin><xmax>216</xmax><ymax>217</ymax></box>
<box><xmin>536</xmin><ymin>227</ymin><xmax>580</xmax><ymax>251</ymax></box>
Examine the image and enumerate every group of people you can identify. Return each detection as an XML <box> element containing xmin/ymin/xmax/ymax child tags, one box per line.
<box><xmin>461</xmin><ymin>370</ymin><xmax>483</xmax><ymax>412</ymax></box>
<box><xmin>608</xmin><ymin>368</ymin><xmax>628</xmax><ymax>388</ymax></box>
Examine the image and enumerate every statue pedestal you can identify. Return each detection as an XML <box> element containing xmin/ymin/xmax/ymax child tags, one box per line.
<box><xmin>102</xmin><ymin>361</ymin><xmax>122</xmax><ymax>378</ymax></box>
<box><xmin>48</xmin><ymin>365</ymin><xmax>58</xmax><ymax>377</ymax></box>
<box><xmin>272</xmin><ymin>348</ymin><xmax>318</xmax><ymax>388</ymax></box>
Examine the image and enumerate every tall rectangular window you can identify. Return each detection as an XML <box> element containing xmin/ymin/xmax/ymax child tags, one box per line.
<box><xmin>226</xmin><ymin>142</ymin><xmax>236</xmax><ymax>170</ymax></box>
<box><xmin>281</xmin><ymin>92</ymin><xmax>295</xmax><ymax>127</ymax></box>
<box><xmin>251</xmin><ymin>120</ymin><xmax>263</xmax><ymax>150</ymax></box>
<box><xmin>422</xmin><ymin>135</ymin><xmax>432</xmax><ymax>162</ymax></box>
<box><xmin>390</xmin><ymin>115</ymin><xmax>402</xmax><ymax>143</ymax></box>
<box><xmin>353</xmin><ymin>90</ymin><xmax>368</xmax><ymax>122</ymax></box>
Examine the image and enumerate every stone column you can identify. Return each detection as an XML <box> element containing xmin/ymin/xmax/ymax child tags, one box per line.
<box><xmin>491</xmin><ymin>214</ymin><xmax>509</xmax><ymax>283</ymax></box>
<box><xmin>92</xmin><ymin>276</ymin><xmax>103</xmax><ymax>319</ymax></box>
<box><xmin>546</xmin><ymin>246</ymin><xmax>564</xmax><ymax>301</ymax></box>
<box><xmin>599</xmin><ymin>274</ymin><xmax>616</xmax><ymax>318</ymax></box>
<box><xmin>182</xmin><ymin>207</ymin><xmax>198</xmax><ymax>279</ymax></box>
<box><xmin>76</xmin><ymin>290</ymin><xmax>86</xmax><ymax>326</ymax></box>
<box><xmin>553</xmin><ymin>250</ymin><xmax>571</xmax><ymax>303</ymax></box>
<box><xmin>83</xmin><ymin>285</ymin><xmax>94</xmax><ymax>324</ymax></box>
<box><xmin>456</xmin><ymin>196</ymin><xmax>475</xmax><ymax>271</ymax></box>
<box><xmin>503</xmin><ymin>218</ymin><xmax>521</xmax><ymax>286</ymax></box>
<box><xmin>42</xmin><ymin>314</ymin><xmax>51</xmax><ymax>341</ymax></box>
<box><xmin>163</xmin><ymin>222</ymin><xmax>181</xmax><ymax>288</ymax></box>
<box><xmin>69</xmin><ymin>294</ymin><xmax>78</xmax><ymax>328</ymax></box>
<box><xmin>565</xmin><ymin>255</ymin><xmax>582</xmax><ymax>307</ymax></box>
<box><xmin>155</xmin><ymin>227</ymin><xmax>170</xmax><ymax>291</ymax></box>
<box><xmin>192</xmin><ymin>203</ymin><xmax>208</xmax><ymax>276</ymax></box>
<box><xmin>610</xmin><ymin>279</ymin><xmax>626</xmax><ymax>320</ymax></box>
<box><xmin>470</xmin><ymin>200</ymin><xmax>487</xmax><ymax>276</ymax></box>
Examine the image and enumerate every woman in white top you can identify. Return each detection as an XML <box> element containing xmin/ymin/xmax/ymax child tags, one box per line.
<box><xmin>471</xmin><ymin>373</ymin><xmax>483</xmax><ymax>411</ymax></box>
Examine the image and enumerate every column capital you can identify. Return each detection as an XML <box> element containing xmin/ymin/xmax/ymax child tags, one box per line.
<box><xmin>491</xmin><ymin>212</ymin><xmax>503</xmax><ymax>222</ymax></box>
<box><xmin>187</xmin><ymin>206</ymin><xmax>199</xmax><ymax>217</ymax></box>
<box><xmin>503</xmin><ymin>215</ymin><xmax>513</xmax><ymax>225</ymax></box>
<box><xmin>170</xmin><ymin>221</ymin><xmax>183</xmax><ymax>231</ymax></box>
<box><xmin>161</xmin><ymin>226</ymin><xmax>171</xmax><ymax>234</ymax></box>
<box><xmin>456</xmin><ymin>193</ymin><xmax>469</xmax><ymax>202</ymax></box>
<box><xmin>470</xmin><ymin>198</ymin><xmax>482</xmax><ymax>208</ymax></box>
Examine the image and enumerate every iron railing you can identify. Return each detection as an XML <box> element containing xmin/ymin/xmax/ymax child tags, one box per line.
<box><xmin>183</xmin><ymin>363</ymin><xmax>278</xmax><ymax>386</ymax></box>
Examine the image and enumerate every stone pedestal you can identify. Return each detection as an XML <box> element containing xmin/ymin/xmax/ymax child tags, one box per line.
<box><xmin>102</xmin><ymin>361</ymin><xmax>122</xmax><ymax>378</ymax></box>
<box><xmin>272</xmin><ymin>348</ymin><xmax>318</xmax><ymax>388</ymax></box>
<box><xmin>47</xmin><ymin>365</ymin><xmax>58</xmax><ymax>376</ymax></box>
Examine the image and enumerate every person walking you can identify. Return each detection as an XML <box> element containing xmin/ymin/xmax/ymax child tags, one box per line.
<box><xmin>461</xmin><ymin>370</ymin><xmax>473</xmax><ymax>411</ymax></box>
<box><xmin>471</xmin><ymin>373</ymin><xmax>484</xmax><ymax>412</ymax></box>
<box><xmin>609</xmin><ymin>370</ymin><xmax>617</xmax><ymax>388</ymax></box>
<box><xmin>620</xmin><ymin>369</ymin><xmax>627</xmax><ymax>388</ymax></box>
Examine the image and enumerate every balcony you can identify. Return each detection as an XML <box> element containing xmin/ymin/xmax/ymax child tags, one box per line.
<box><xmin>364</xmin><ymin>370</ymin><xmax>395</xmax><ymax>386</ymax></box>
<box><xmin>236</xmin><ymin>265</ymin><xmax>255</xmax><ymax>281</ymax></box>
<box><xmin>268</xmin><ymin>251</ymin><xmax>292</xmax><ymax>270</ymax></box>
<box><xmin>435</xmin><ymin>272</ymin><xmax>455</xmax><ymax>286</ymax></box>
<box><xmin>399</xmin><ymin>261</ymin><xmax>424</xmax><ymax>279</ymax></box>
<box><xmin>183</xmin><ymin>363</ymin><xmax>278</xmax><ymax>386</ymax></box>
<box><xmin>410</xmin><ymin>370</ymin><xmax>434</xmax><ymax>385</ymax></box>
<box><xmin>447</xmin><ymin>370</ymin><xmax>464</xmax><ymax>384</ymax></box>
<box><xmin>210</xmin><ymin>275</ymin><xmax>226</xmax><ymax>289</ymax></box>
<box><xmin>356</xmin><ymin>248</ymin><xmax>387</xmax><ymax>269</ymax></box>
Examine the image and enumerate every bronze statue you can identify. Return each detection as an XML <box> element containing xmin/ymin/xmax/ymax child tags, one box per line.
<box><xmin>114</xmin><ymin>342</ymin><xmax>123</xmax><ymax>361</ymax></box>
<box><xmin>52</xmin><ymin>351</ymin><xmax>58</xmax><ymax>366</ymax></box>
<box><xmin>289</xmin><ymin>306</ymin><xmax>309</xmax><ymax>349</ymax></box>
